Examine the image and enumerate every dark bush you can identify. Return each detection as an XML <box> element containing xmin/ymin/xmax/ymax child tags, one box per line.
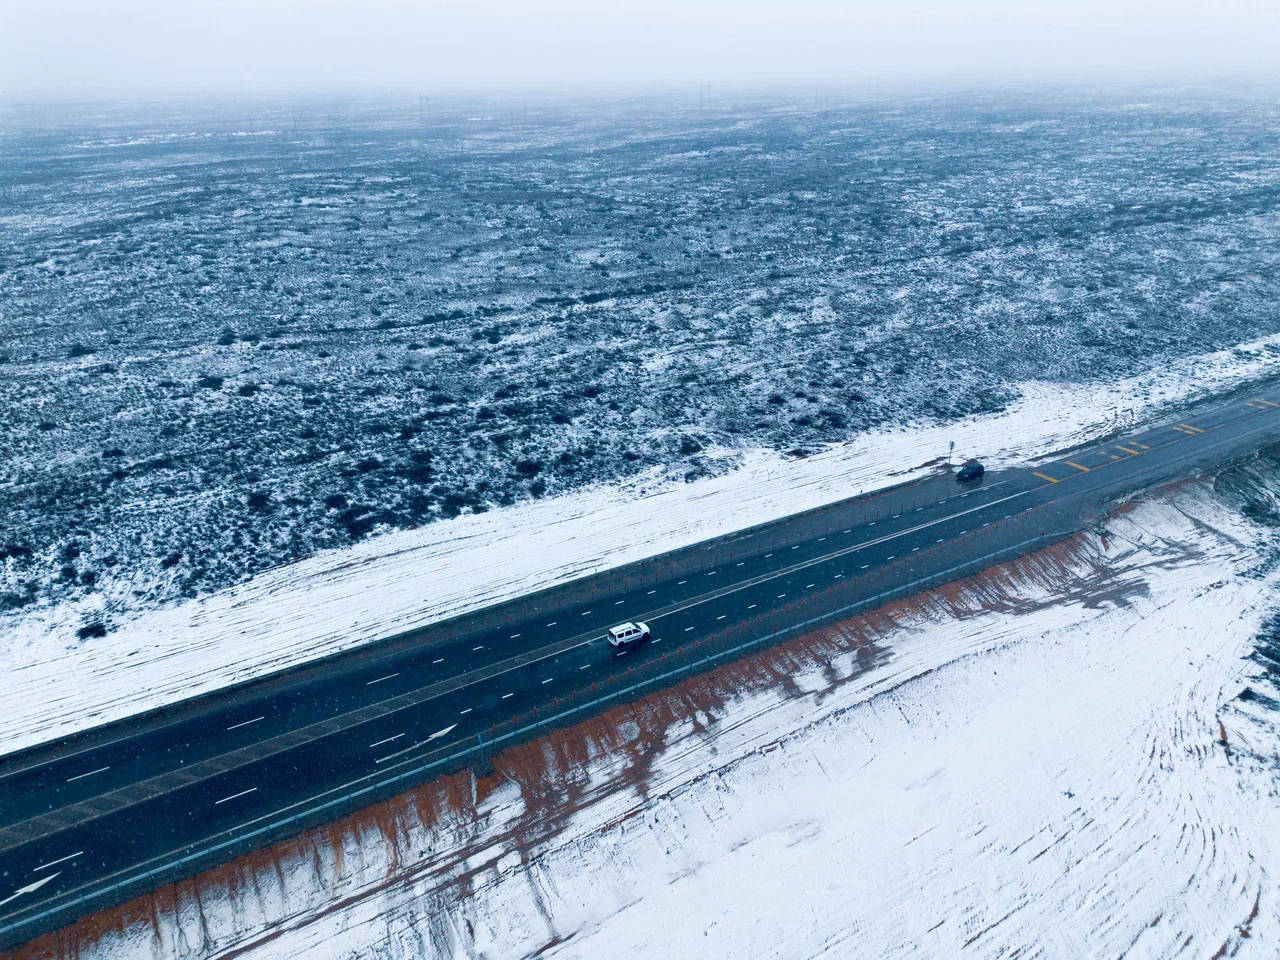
<box><xmin>77</xmin><ymin>622</ymin><xmax>108</xmax><ymax>640</ymax></box>
<box><xmin>340</xmin><ymin>507</ymin><xmax>380</xmax><ymax>538</ymax></box>
<box><xmin>103</xmin><ymin>448</ymin><xmax>125</xmax><ymax>458</ymax></box>
<box><xmin>60</xmin><ymin>564</ymin><xmax>78</xmax><ymax>581</ymax></box>
<box><xmin>160</xmin><ymin>551</ymin><xmax>183</xmax><ymax>569</ymax></box>
<box><xmin>197</xmin><ymin>375</ymin><xmax>224</xmax><ymax>390</ymax></box>
<box><xmin>679</xmin><ymin>435</ymin><xmax>703</xmax><ymax>455</ymax></box>
<box><xmin>246</xmin><ymin>490</ymin><xmax>272</xmax><ymax>511</ymax></box>
<box><xmin>356</xmin><ymin>456</ymin><xmax>382</xmax><ymax>473</ymax></box>
<box><xmin>68</xmin><ymin>342</ymin><xmax>93</xmax><ymax>358</ymax></box>
<box><xmin>237</xmin><ymin>383</ymin><xmax>260</xmax><ymax>397</ymax></box>
<box><xmin>216</xmin><ymin>328</ymin><xmax>237</xmax><ymax>346</ymax></box>
<box><xmin>516</xmin><ymin>458</ymin><xmax>542</xmax><ymax>476</ymax></box>
<box><xmin>399</xmin><ymin>452</ymin><xmax>434</xmax><ymax>483</ymax></box>
<box><xmin>325</xmin><ymin>493</ymin><xmax>349</xmax><ymax>509</ymax></box>
<box><xmin>0</xmin><ymin>591</ymin><xmax>32</xmax><ymax>611</ymax></box>
<box><xmin>80</xmin><ymin>569</ymin><xmax>97</xmax><ymax>585</ymax></box>
<box><xmin>440</xmin><ymin>491</ymin><xmax>468</xmax><ymax>517</ymax></box>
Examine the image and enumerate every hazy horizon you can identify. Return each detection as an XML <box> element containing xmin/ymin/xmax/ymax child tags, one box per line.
<box><xmin>4</xmin><ymin>0</ymin><xmax>1280</xmax><ymax>98</ymax></box>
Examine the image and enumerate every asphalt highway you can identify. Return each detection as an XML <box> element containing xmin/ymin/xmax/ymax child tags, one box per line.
<box><xmin>4</xmin><ymin>388</ymin><xmax>1280</xmax><ymax>946</ymax></box>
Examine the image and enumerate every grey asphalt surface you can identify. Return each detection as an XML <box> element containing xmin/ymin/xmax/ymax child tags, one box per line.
<box><xmin>3</xmin><ymin>388</ymin><xmax>1280</xmax><ymax>947</ymax></box>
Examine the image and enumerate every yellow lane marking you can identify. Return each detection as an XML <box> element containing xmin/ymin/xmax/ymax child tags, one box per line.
<box><xmin>1171</xmin><ymin>425</ymin><xmax>1193</xmax><ymax>435</ymax></box>
<box><xmin>1257</xmin><ymin>399</ymin><xmax>1280</xmax><ymax>408</ymax></box>
<box><xmin>1133</xmin><ymin>442</ymin><xmax>1151</xmax><ymax>450</ymax></box>
<box><xmin>1177</xmin><ymin>423</ymin><xmax>1205</xmax><ymax>434</ymax></box>
<box><xmin>1109</xmin><ymin>454</ymin><xmax>1122</xmax><ymax>460</ymax></box>
<box><xmin>1065</xmin><ymin>460</ymin><xmax>1091</xmax><ymax>472</ymax></box>
<box><xmin>1115</xmin><ymin>444</ymin><xmax>1142</xmax><ymax>456</ymax></box>
<box><xmin>1033</xmin><ymin>471</ymin><xmax>1060</xmax><ymax>484</ymax></box>
<box><xmin>1247</xmin><ymin>401</ymin><xmax>1263</xmax><ymax>409</ymax></box>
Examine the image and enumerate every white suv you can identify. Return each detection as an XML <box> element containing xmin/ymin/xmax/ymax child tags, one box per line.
<box><xmin>607</xmin><ymin>621</ymin><xmax>651</xmax><ymax>647</ymax></box>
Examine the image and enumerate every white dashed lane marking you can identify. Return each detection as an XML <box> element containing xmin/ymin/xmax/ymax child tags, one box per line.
<box><xmin>33</xmin><ymin>851</ymin><xmax>82</xmax><ymax>872</ymax></box>
<box><xmin>215</xmin><ymin>787</ymin><xmax>257</xmax><ymax>806</ymax></box>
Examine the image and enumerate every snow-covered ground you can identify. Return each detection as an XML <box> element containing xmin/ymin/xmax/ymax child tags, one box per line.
<box><xmin>5</xmin><ymin>336</ymin><xmax>1280</xmax><ymax>757</ymax></box>
<box><xmin>37</xmin><ymin>447</ymin><xmax>1280</xmax><ymax>959</ymax></box>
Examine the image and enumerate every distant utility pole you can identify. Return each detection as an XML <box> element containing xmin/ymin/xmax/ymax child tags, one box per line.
<box><xmin>291</xmin><ymin>108</ymin><xmax>298</xmax><ymax>136</ymax></box>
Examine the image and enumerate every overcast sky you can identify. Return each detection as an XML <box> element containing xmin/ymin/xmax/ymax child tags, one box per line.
<box><xmin>4</xmin><ymin>0</ymin><xmax>1280</xmax><ymax>97</ymax></box>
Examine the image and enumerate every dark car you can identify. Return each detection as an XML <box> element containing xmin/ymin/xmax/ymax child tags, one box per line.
<box><xmin>956</xmin><ymin>460</ymin><xmax>985</xmax><ymax>483</ymax></box>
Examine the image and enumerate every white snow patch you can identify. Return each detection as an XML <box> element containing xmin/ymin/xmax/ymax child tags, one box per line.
<box><xmin>3</xmin><ymin>334</ymin><xmax>1280</xmax><ymax>756</ymax></box>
